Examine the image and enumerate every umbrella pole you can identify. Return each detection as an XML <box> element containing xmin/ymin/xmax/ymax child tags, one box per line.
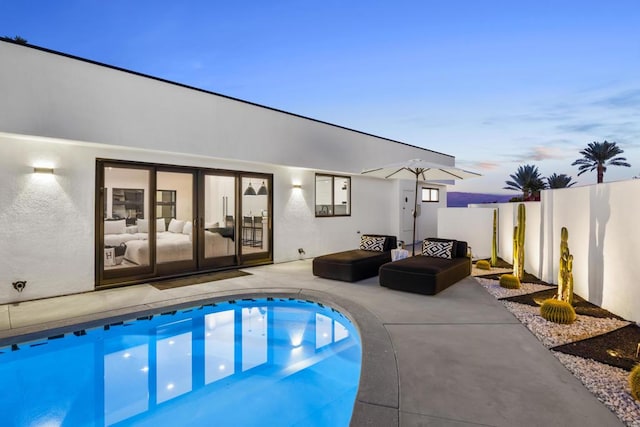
<box><xmin>412</xmin><ymin>176</ymin><xmax>418</xmax><ymax>256</ymax></box>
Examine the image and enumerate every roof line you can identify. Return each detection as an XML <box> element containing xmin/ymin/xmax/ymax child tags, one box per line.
<box><xmin>0</xmin><ymin>39</ymin><xmax>453</xmax><ymax>160</ymax></box>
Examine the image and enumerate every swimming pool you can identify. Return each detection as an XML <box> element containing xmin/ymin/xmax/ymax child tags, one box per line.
<box><xmin>0</xmin><ymin>297</ymin><xmax>362</xmax><ymax>426</ymax></box>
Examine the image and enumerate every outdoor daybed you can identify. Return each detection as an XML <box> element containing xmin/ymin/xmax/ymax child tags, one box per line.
<box><xmin>379</xmin><ymin>238</ymin><xmax>470</xmax><ymax>295</ymax></box>
<box><xmin>312</xmin><ymin>234</ymin><xmax>397</xmax><ymax>282</ymax></box>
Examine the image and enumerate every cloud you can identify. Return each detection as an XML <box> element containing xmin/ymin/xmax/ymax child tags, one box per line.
<box><xmin>556</xmin><ymin>122</ymin><xmax>604</xmax><ymax>133</ymax></box>
<box><xmin>464</xmin><ymin>161</ymin><xmax>501</xmax><ymax>171</ymax></box>
<box><xmin>529</xmin><ymin>146</ymin><xmax>565</xmax><ymax>161</ymax></box>
<box><xmin>593</xmin><ymin>89</ymin><xmax>640</xmax><ymax>109</ymax></box>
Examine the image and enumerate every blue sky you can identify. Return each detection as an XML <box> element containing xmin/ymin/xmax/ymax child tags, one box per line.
<box><xmin>2</xmin><ymin>1</ymin><xmax>639</xmax><ymax>193</ymax></box>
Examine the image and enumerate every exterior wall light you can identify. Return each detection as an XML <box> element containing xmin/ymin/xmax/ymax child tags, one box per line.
<box><xmin>292</xmin><ymin>184</ymin><xmax>302</xmax><ymax>189</ymax></box>
<box><xmin>33</xmin><ymin>167</ymin><xmax>54</xmax><ymax>174</ymax></box>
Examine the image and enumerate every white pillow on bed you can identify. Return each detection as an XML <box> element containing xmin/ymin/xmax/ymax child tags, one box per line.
<box><xmin>104</xmin><ymin>219</ymin><xmax>126</xmax><ymax>235</ymax></box>
<box><xmin>137</xmin><ymin>219</ymin><xmax>148</xmax><ymax>233</ymax></box>
<box><xmin>157</xmin><ymin>218</ymin><xmax>166</xmax><ymax>232</ymax></box>
<box><xmin>168</xmin><ymin>219</ymin><xmax>185</xmax><ymax>233</ymax></box>
<box><xmin>182</xmin><ymin>221</ymin><xmax>193</xmax><ymax>235</ymax></box>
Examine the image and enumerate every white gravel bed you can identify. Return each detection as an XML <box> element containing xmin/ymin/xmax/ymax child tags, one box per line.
<box><xmin>475</xmin><ymin>277</ymin><xmax>555</xmax><ymax>299</ymax></box>
<box><xmin>471</xmin><ymin>265</ymin><xmax>512</xmax><ymax>277</ymax></box>
<box><xmin>502</xmin><ymin>301</ymin><xmax>630</xmax><ymax>348</ymax></box>
<box><xmin>553</xmin><ymin>352</ymin><xmax>640</xmax><ymax>427</ymax></box>
<box><xmin>475</xmin><ymin>277</ymin><xmax>639</xmax><ymax>426</ymax></box>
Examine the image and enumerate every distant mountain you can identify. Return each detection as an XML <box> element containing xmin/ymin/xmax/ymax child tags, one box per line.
<box><xmin>447</xmin><ymin>192</ymin><xmax>514</xmax><ymax>207</ymax></box>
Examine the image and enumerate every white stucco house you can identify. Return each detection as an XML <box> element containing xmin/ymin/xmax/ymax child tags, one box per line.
<box><xmin>0</xmin><ymin>40</ymin><xmax>458</xmax><ymax>303</ymax></box>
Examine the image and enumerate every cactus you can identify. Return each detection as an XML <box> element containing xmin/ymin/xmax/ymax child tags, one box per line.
<box><xmin>556</xmin><ymin>227</ymin><xmax>574</xmax><ymax>305</ymax></box>
<box><xmin>491</xmin><ymin>209</ymin><xmax>498</xmax><ymax>266</ymax></box>
<box><xmin>540</xmin><ymin>299</ymin><xmax>576</xmax><ymax>324</ymax></box>
<box><xmin>499</xmin><ymin>273</ymin><xmax>520</xmax><ymax>289</ymax></box>
<box><xmin>512</xmin><ymin>204</ymin><xmax>525</xmax><ymax>279</ymax></box>
<box><xmin>476</xmin><ymin>260</ymin><xmax>491</xmax><ymax>270</ymax></box>
<box><xmin>630</xmin><ymin>364</ymin><xmax>640</xmax><ymax>401</ymax></box>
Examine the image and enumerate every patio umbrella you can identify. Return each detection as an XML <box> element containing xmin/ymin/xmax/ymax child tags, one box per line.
<box><xmin>361</xmin><ymin>159</ymin><xmax>481</xmax><ymax>255</ymax></box>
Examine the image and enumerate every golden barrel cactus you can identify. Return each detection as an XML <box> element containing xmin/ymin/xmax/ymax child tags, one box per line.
<box><xmin>499</xmin><ymin>273</ymin><xmax>520</xmax><ymax>289</ymax></box>
<box><xmin>476</xmin><ymin>260</ymin><xmax>491</xmax><ymax>270</ymax></box>
<box><xmin>630</xmin><ymin>364</ymin><xmax>640</xmax><ymax>401</ymax></box>
<box><xmin>540</xmin><ymin>299</ymin><xmax>576</xmax><ymax>324</ymax></box>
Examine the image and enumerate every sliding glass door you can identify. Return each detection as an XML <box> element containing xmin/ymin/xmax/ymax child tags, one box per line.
<box><xmin>155</xmin><ymin>169</ymin><xmax>197</xmax><ymax>276</ymax></box>
<box><xmin>97</xmin><ymin>160</ymin><xmax>272</xmax><ymax>288</ymax></box>
<box><xmin>240</xmin><ymin>175</ymin><xmax>271</xmax><ymax>262</ymax></box>
<box><xmin>99</xmin><ymin>163</ymin><xmax>155</xmax><ymax>282</ymax></box>
<box><xmin>200</xmin><ymin>172</ymin><xmax>237</xmax><ymax>269</ymax></box>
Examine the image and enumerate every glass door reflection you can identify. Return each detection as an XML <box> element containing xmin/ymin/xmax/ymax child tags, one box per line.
<box><xmin>204</xmin><ymin>310</ymin><xmax>235</xmax><ymax>384</ymax></box>
<box><xmin>156</xmin><ymin>320</ymin><xmax>193</xmax><ymax>404</ymax></box>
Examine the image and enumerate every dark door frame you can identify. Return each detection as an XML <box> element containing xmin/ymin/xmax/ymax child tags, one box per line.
<box><xmin>96</xmin><ymin>159</ymin><xmax>273</xmax><ymax>289</ymax></box>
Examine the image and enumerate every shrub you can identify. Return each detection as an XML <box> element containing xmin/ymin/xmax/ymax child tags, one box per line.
<box><xmin>540</xmin><ymin>299</ymin><xmax>576</xmax><ymax>324</ymax></box>
<box><xmin>499</xmin><ymin>274</ymin><xmax>520</xmax><ymax>289</ymax></box>
<box><xmin>630</xmin><ymin>364</ymin><xmax>640</xmax><ymax>401</ymax></box>
<box><xmin>476</xmin><ymin>260</ymin><xmax>491</xmax><ymax>270</ymax></box>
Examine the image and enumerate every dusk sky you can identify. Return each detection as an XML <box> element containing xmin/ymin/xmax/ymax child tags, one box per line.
<box><xmin>2</xmin><ymin>1</ymin><xmax>639</xmax><ymax>194</ymax></box>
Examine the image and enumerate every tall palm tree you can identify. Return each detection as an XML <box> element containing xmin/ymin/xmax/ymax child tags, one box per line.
<box><xmin>546</xmin><ymin>173</ymin><xmax>577</xmax><ymax>189</ymax></box>
<box><xmin>504</xmin><ymin>164</ymin><xmax>546</xmax><ymax>200</ymax></box>
<box><xmin>571</xmin><ymin>141</ymin><xmax>631</xmax><ymax>183</ymax></box>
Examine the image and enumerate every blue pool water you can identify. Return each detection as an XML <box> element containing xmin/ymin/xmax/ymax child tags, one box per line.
<box><xmin>0</xmin><ymin>298</ymin><xmax>362</xmax><ymax>427</ymax></box>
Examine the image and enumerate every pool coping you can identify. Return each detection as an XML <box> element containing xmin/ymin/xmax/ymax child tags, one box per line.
<box><xmin>0</xmin><ymin>288</ymin><xmax>399</xmax><ymax>426</ymax></box>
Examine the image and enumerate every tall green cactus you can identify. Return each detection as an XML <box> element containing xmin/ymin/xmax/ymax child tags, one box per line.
<box><xmin>512</xmin><ymin>203</ymin><xmax>525</xmax><ymax>279</ymax></box>
<box><xmin>491</xmin><ymin>209</ymin><xmax>498</xmax><ymax>267</ymax></box>
<box><xmin>557</xmin><ymin>227</ymin><xmax>574</xmax><ymax>305</ymax></box>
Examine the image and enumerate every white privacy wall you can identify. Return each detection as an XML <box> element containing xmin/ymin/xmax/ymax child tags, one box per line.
<box><xmin>541</xmin><ymin>181</ymin><xmax>640</xmax><ymax>323</ymax></box>
<box><xmin>437</xmin><ymin>208</ymin><xmax>495</xmax><ymax>259</ymax></box>
<box><xmin>447</xmin><ymin>182</ymin><xmax>640</xmax><ymax>323</ymax></box>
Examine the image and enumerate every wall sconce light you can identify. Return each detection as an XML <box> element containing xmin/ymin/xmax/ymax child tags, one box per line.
<box><xmin>292</xmin><ymin>184</ymin><xmax>302</xmax><ymax>189</ymax></box>
<box><xmin>33</xmin><ymin>167</ymin><xmax>54</xmax><ymax>174</ymax></box>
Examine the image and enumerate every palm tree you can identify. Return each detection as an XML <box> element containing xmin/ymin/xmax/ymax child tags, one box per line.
<box><xmin>1</xmin><ymin>35</ymin><xmax>27</xmax><ymax>44</ymax></box>
<box><xmin>546</xmin><ymin>173</ymin><xmax>577</xmax><ymax>189</ymax></box>
<box><xmin>571</xmin><ymin>141</ymin><xmax>631</xmax><ymax>183</ymax></box>
<box><xmin>504</xmin><ymin>164</ymin><xmax>546</xmax><ymax>200</ymax></box>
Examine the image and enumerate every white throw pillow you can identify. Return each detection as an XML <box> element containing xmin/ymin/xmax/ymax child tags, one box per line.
<box><xmin>157</xmin><ymin>218</ymin><xmax>166</xmax><ymax>232</ymax></box>
<box><xmin>182</xmin><ymin>221</ymin><xmax>193</xmax><ymax>235</ymax></box>
<box><xmin>137</xmin><ymin>219</ymin><xmax>148</xmax><ymax>233</ymax></box>
<box><xmin>104</xmin><ymin>219</ymin><xmax>126</xmax><ymax>235</ymax></box>
<box><xmin>168</xmin><ymin>219</ymin><xmax>185</xmax><ymax>234</ymax></box>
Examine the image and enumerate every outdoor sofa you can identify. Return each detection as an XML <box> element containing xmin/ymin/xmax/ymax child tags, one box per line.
<box><xmin>312</xmin><ymin>234</ymin><xmax>398</xmax><ymax>282</ymax></box>
<box><xmin>379</xmin><ymin>237</ymin><xmax>470</xmax><ymax>295</ymax></box>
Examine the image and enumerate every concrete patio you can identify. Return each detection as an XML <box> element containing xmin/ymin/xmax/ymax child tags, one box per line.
<box><xmin>0</xmin><ymin>260</ymin><xmax>623</xmax><ymax>426</ymax></box>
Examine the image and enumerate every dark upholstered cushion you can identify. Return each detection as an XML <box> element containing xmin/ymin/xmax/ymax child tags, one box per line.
<box><xmin>379</xmin><ymin>255</ymin><xmax>470</xmax><ymax>295</ymax></box>
<box><xmin>381</xmin><ymin>255</ymin><xmax>464</xmax><ymax>274</ymax></box>
<box><xmin>313</xmin><ymin>249</ymin><xmax>392</xmax><ymax>282</ymax></box>
<box><xmin>312</xmin><ymin>234</ymin><xmax>397</xmax><ymax>282</ymax></box>
<box><xmin>378</xmin><ymin>240</ymin><xmax>471</xmax><ymax>295</ymax></box>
